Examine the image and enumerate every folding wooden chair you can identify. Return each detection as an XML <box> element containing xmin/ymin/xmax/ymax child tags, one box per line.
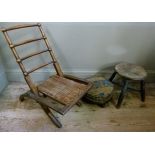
<box><xmin>1</xmin><ymin>23</ymin><xmax>92</xmax><ymax>128</ymax></box>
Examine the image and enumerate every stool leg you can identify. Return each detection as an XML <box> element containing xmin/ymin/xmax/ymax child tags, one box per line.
<box><xmin>109</xmin><ymin>71</ymin><xmax>117</xmax><ymax>82</ymax></box>
<box><xmin>140</xmin><ymin>80</ymin><xmax>145</xmax><ymax>102</ymax></box>
<box><xmin>116</xmin><ymin>79</ymin><xmax>128</xmax><ymax>109</ymax></box>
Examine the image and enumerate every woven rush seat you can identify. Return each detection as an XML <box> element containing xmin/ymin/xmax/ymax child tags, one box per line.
<box><xmin>38</xmin><ymin>75</ymin><xmax>89</xmax><ymax>105</ymax></box>
<box><xmin>85</xmin><ymin>77</ymin><xmax>114</xmax><ymax>106</ymax></box>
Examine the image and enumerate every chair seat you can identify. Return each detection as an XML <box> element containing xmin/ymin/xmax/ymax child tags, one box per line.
<box><xmin>38</xmin><ymin>75</ymin><xmax>89</xmax><ymax>105</ymax></box>
<box><xmin>115</xmin><ymin>62</ymin><xmax>147</xmax><ymax>80</ymax></box>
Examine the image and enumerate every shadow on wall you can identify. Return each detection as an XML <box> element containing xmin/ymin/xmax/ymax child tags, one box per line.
<box><xmin>89</xmin><ymin>61</ymin><xmax>121</xmax><ymax>80</ymax></box>
<box><xmin>143</xmin><ymin>49</ymin><xmax>155</xmax><ymax>82</ymax></box>
<box><xmin>143</xmin><ymin>49</ymin><xmax>155</xmax><ymax>70</ymax></box>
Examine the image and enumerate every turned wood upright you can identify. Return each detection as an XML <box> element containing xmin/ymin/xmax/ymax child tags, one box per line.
<box><xmin>2</xmin><ymin>23</ymin><xmax>63</xmax><ymax>94</ymax></box>
<box><xmin>1</xmin><ymin>23</ymin><xmax>92</xmax><ymax>128</ymax></box>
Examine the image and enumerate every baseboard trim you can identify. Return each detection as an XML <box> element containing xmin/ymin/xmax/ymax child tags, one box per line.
<box><xmin>0</xmin><ymin>72</ymin><xmax>8</xmax><ymax>93</ymax></box>
<box><xmin>6</xmin><ymin>69</ymin><xmax>112</xmax><ymax>82</ymax></box>
<box><xmin>6</xmin><ymin>69</ymin><xmax>155</xmax><ymax>83</ymax></box>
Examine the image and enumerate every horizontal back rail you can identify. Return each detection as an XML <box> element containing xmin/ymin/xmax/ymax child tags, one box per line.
<box><xmin>27</xmin><ymin>61</ymin><xmax>54</xmax><ymax>75</ymax></box>
<box><xmin>10</xmin><ymin>37</ymin><xmax>45</xmax><ymax>48</ymax></box>
<box><xmin>21</xmin><ymin>49</ymin><xmax>50</xmax><ymax>61</ymax></box>
<box><xmin>2</xmin><ymin>24</ymin><xmax>39</xmax><ymax>32</ymax></box>
<box><xmin>2</xmin><ymin>23</ymin><xmax>64</xmax><ymax>94</ymax></box>
<box><xmin>2</xmin><ymin>31</ymin><xmax>38</xmax><ymax>94</ymax></box>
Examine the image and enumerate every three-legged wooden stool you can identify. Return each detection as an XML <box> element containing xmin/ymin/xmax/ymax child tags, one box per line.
<box><xmin>109</xmin><ymin>62</ymin><xmax>147</xmax><ymax>108</ymax></box>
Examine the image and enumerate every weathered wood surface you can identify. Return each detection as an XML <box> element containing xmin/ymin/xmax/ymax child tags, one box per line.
<box><xmin>0</xmin><ymin>83</ymin><xmax>155</xmax><ymax>131</ymax></box>
<box><xmin>2</xmin><ymin>23</ymin><xmax>64</xmax><ymax>94</ymax></box>
<box><xmin>1</xmin><ymin>24</ymin><xmax>39</xmax><ymax>32</ymax></box>
<box><xmin>38</xmin><ymin>75</ymin><xmax>91</xmax><ymax>105</ymax></box>
<box><xmin>1</xmin><ymin>23</ymin><xmax>92</xmax><ymax>127</ymax></box>
<box><xmin>115</xmin><ymin>62</ymin><xmax>147</xmax><ymax>80</ymax></box>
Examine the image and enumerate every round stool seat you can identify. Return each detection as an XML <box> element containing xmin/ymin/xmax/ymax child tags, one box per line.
<box><xmin>85</xmin><ymin>77</ymin><xmax>114</xmax><ymax>106</ymax></box>
<box><xmin>115</xmin><ymin>62</ymin><xmax>147</xmax><ymax>80</ymax></box>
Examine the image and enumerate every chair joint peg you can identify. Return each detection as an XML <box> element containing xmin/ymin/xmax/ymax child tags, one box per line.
<box><xmin>10</xmin><ymin>44</ymin><xmax>14</xmax><ymax>48</ymax></box>
<box><xmin>17</xmin><ymin>59</ymin><xmax>21</xmax><ymax>63</ymax></box>
<box><xmin>24</xmin><ymin>72</ymin><xmax>28</xmax><ymax>76</ymax></box>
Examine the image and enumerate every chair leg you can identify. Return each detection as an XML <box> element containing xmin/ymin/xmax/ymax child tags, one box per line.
<box><xmin>140</xmin><ymin>80</ymin><xmax>145</xmax><ymax>102</ymax></box>
<box><xmin>19</xmin><ymin>91</ymin><xmax>62</xmax><ymax>128</ymax></box>
<box><xmin>76</xmin><ymin>100</ymin><xmax>82</xmax><ymax>107</ymax></box>
<box><xmin>19</xmin><ymin>91</ymin><xmax>30</xmax><ymax>102</ymax></box>
<box><xmin>109</xmin><ymin>71</ymin><xmax>117</xmax><ymax>82</ymax></box>
<box><xmin>116</xmin><ymin>79</ymin><xmax>128</xmax><ymax>109</ymax></box>
<box><xmin>41</xmin><ymin>105</ymin><xmax>62</xmax><ymax>128</ymax></box>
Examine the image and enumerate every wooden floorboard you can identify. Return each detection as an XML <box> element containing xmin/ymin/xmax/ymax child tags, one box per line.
<box><xmin>0</xmin><ymin>82</ymin><xmax>155</xmax><ymax>131</ymax></box>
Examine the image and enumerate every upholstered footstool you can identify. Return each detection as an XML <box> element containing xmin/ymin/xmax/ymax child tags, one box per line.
<box><xmin>84</xmin><ymin>77</ymin><xmax>114</xmax><ymax>107</ymax></box>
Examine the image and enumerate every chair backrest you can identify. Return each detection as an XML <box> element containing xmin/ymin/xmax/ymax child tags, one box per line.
<box><xmin>1</xmin><ymin>23</ymin><xmax>63</xmax><ymax>94</ymax></box>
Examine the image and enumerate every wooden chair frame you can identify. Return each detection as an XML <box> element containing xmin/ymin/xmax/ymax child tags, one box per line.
<box><xmin>1</xmin><ymin>23</ymin><xmax>92</xmax><ymax>128</ymax></box>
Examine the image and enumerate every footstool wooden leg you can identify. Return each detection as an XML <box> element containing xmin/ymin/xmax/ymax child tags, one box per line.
<box><xmin>140</xmin><ymin>80</ymin><xmax>145</xmax><ymax>102</ymax></box>
<box><xmin>116</xmin><ymin>79</ymin><xmax>128</xmax><ymax>109</ymax></box>
<box><xmin>109</xmin><ymin>71</ymin><xmax>117</xmax><ymax>82</ymax></box>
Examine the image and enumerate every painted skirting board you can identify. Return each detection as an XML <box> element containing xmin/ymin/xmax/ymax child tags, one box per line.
<box><xmin>0</xmin><ymin>57</ymin><xmax>8</xmax><ymax>93</ymax></box>
<box><xmin>6</xmin><ymin>69</ymin><xmax>104</xmax><ymax>82</ymax></box>
<box><xmin>0</xmin><ymin>72</ymin><xmax>8</xmax><ymax>93</ymax></box>
<box><xmin>6</xmin><ymin>69</ymin><xmax>155</xmax><ymax>83</ymax></box>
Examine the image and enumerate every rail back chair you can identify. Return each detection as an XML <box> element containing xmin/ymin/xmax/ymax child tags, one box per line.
<box><xmin>1</xmin><ymin>23</ymin><xmax>92</xmax><ymax>128</ymax></box>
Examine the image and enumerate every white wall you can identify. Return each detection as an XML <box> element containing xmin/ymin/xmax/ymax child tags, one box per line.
<box><xmin>0</xmin><ymin>22</ymin><xmax>155</xmax><ymax>82</ymax></box>
<box><xmin>0</xmin><ymin>56</ymin><xmax>8</xmax><ymax>93</ymax></box>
